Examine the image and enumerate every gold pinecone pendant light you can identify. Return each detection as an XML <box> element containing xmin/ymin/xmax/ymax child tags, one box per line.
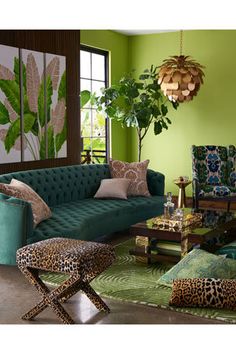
<box><xmin>158</xmin><ymin>31</ymin><xmax>205</xmax><ymax>102</ymax></box>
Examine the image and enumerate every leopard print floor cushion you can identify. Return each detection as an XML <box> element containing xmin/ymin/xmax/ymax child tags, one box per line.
<box><xmin>169</xmin><ymin>278</ymin><xmax>236</xmax><ymax>310</ymax></box>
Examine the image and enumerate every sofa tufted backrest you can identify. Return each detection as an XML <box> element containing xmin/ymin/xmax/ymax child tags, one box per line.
<box><xmin>0</xmin><ymin>164</ymin><xmax>164</xmax><ymax>206</ymax></box>
<box><xmin>0</xmin><ymin>164</ymin><xmax>111</xmax><ymax>207</ymax></box>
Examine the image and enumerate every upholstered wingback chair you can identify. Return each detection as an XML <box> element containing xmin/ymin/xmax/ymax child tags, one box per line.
<box><xmin>191</xmin><ymin>145</ymin><xmax>236</xmax><ymax>210</ymax></box>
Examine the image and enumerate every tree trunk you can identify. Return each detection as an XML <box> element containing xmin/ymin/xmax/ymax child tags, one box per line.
<box><xmin>137</xmin><ymin>128</ymin><xmax>142</xmax><ymax>162</ymax></box>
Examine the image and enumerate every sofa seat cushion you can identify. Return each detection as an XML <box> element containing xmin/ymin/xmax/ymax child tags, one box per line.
<box><xmin>199</xmin><ymin>184</ymin><xmax>236</xmax><ymax>197</ymax></box>
<box><xmin>29</xmin><ymin>195</ymin><xmax>165</xmax><ymax>244</ymax></box>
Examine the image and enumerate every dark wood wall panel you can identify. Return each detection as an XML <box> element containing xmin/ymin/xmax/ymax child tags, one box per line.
<box><xmin>0</xmin><ymin>30</ymin><xmax>80</xmax><ymax>174</ymax></box>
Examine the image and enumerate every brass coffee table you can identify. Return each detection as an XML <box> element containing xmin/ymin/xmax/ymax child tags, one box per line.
<box><xmin>129</xmin><ymin>208</ymin><xmax>236</xmax><ymax>264</ymax></box>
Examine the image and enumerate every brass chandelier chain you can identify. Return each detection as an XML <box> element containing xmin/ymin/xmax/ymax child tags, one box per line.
<box><xmin>180</xmin><ymin>30</ymin><xmax>183</xmax><ymax>56</ymax></box>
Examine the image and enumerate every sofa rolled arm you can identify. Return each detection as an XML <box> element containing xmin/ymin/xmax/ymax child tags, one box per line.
<box><xmin>0</xmin><ymin>193</ymin><xmax>34</xmax><ymax>265</ymax></box>
<box><xmin>147</xmin><ymin>169</ymin><xmax>165</xmax><ymax>196</ymax></box>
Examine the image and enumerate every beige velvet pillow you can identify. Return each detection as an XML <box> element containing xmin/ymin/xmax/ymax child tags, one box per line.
<box><xmin>109</xmin><ymin>159</ymin><xmax>151</xmax><ymax>197</ymax></box>
<box><xmin>0</xmin><ymin>179</ymin><xmax>52</xmax><ymax>227</ymax></box>
<box><xmin>94</xmin><ymin>178</ymin><xmax>131</xmax><ymax>200</ymax></box>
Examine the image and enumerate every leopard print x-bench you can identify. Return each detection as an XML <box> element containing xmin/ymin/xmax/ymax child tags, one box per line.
<box><xmin>16</xmin><ymin>237</ymin><xmax>116</xmax><ymax>324</ymax></box>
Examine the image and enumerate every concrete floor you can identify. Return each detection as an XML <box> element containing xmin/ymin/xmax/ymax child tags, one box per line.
<box><xmin>0</xmin><ymin>264</ymin><xmax>224</xmax><ymax>324</ymax></box>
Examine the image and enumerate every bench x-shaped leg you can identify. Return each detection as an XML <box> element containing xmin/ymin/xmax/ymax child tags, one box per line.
<box><xmin>19</xmin><ymin>266</ymin><xmax>110</xmax><ymax>324</ymax></box>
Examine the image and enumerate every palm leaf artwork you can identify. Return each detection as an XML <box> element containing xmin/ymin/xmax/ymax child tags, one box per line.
<box><xmin>4</xmin><ymin>99</ymin><xmax>18</xmax><ymax>122</ymax></box>
<box><xmin>44</xmin><ymin>56</ymin><xmax>60</xmax><ymax>90</ymax></box>
<box><xmin>0</xmin><ymin>101</ymin><xmax>10</xmax><ymax>124</ymax></box>
<box><xmin>26</xmin><ymin>53</ymin><xmax>40</xmax><ymax>113</ymax></box>
<box><xmin>0</xmin><ymin>64</ymin><xmax>15</xmax><ymax>80</ymax></box>
<box><xmin>0</xmin><ymin>46</ymin><xmax>67</xmax><ymax>162</ymax></box>
<box><xmin>51</xmin><ymin>98</ymin><xmax>66</xmax><ymax>134</ymax></box>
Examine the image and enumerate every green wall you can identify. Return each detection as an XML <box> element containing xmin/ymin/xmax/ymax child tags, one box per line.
<box><xmin>128</xmin><ymin>30</ymin><xmax>236</xmax><ymax>196</ymax></box>
<box><xmin>80</xmin><ymin>30</ymin><xmax>129</xmax><ymax>161</ymax></box>
<box><xmin>81</xmin><ymin>30</ymin><xmax>236</xmax><ymax>197</ymax></box>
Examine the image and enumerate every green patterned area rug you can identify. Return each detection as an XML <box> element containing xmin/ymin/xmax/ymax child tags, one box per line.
<box><xmin>40</xmin><ymin>239</ymin><xmax>236</xmax><ymax>324</ymax></box>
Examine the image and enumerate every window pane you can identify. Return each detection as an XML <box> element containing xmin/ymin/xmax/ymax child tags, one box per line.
<box><xmin>81</xmin><ymin>79</ymin><xmax>92</xmax><ymax>108</ymax></box>
<box><xmin>81</xmin><ymin>109</ymin><xmax>92</xmax><ymax>137</ymax></box>
<box><xmin>92</xmin><ymin>53</ymin><xmax>105</xmax><ymax>81</ymax></box>
<box><xmin>92</xmin><ymin>81</ymin><xmax>105</xmax><ymax>97</ymax></box>
<box><xmin>80</xmin><ymin>50</ymin><xmax>91</xmax><ymax>78</ymax></box>
<box><xmin>91</xmin><ymin>138</ymin><xmax>106</xmax><ymax>163</ymax></box>
<box><xmin>92</xmin><ymin>112</ymin><xmax>106</xmax><ymax>137</ymax></box>
<box><xmin>82</xmin><ymin>137</ymin><xmax>92</xmax><ymax>150</ymax></box>
<box><xmin>81</xmin><ymin>78</ymin><xmax>91</xmax><ymax>92</ymax></box>
<box><xmin>91</xmin><ymin>138</ymin><xmax>106</xmax><ymax>151</ymax></box>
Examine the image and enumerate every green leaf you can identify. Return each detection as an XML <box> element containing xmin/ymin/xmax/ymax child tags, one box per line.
<box><xmin>47</xmin><ymin>126</ymin><xmax>55</xmax><ymax>158</ymax></box>
<box><xmin>0</xmin><ymin>101</ymin><xmax>10</xmax><ymax>124</ymax></box>
<box><xmin>14</xmin><ymin>57</ymin><xmax>26</xmax><ymax>89</ymax></box>
<box><xmin>38</xmin><ymin>80</ymin><xmax>44</xmax><ymax>126</ymax></box>
<box><xmin>172</xmin><ymin>101</ymin><xmax>179</xmax><ymax>110</ymax></box>
<box><xmin>4</xmin><ymin>118</ymin><xmax>20</xmax><ymax>153</ymax></box>
<box><xmin>39</xmin><ymin>134</ymin><xmax>46</xmax><ymax>160</ymax></box>
<box><xmin>55</xmin><ymin>116</ymin><xmax>67</xmax><ymax>152</ymax></box>
<box><xmin>58</xmin><ymin>71</ymin><xmax>66</xmax><ymax>100</ymax></box>
<box><xmin>24</xmin><ymin>113</ymin><xmax>36</xmax><ymax>133</ymax></box>
<box><xmin>80</xmin><ymin>90</ymin><xmax>91</xmax><ymax>108</ymax></box>
<box><xmin>0</xmin><ymin>80</ymin><xmax>20</xmax><ymax>114</ymax></box>
<box><xmin>161</xmin><ymin>104</ymin><xmax>168</xmax><ymax>116</ymax></box>
<box><xmin>14</xmin><ymin>57</ymin><xmax>20</xmax><ymax>85</ymax></box>
<box><xmin>39</xmin><ymin>125</ymin><xmax>55</xmax><ymax>159</ymax></box>
<box><xmin>23</xmin><ymin>93</ymin><xmax>30</xmax><ymax>113</ymax></box>
<box><xmin>139</xmin><ymin>74</ymin><xmax>149</xmax><ymax>80</ymax></box>
<box><xmin>162</xmin><ymin>120</ymin><xmax>168</xmax><ymax>130</ymax></box>
<box><xmin>152</xmin><ymin>105</ymin><xmax>161</xmax><ymax>117</ymax></box>
<box><xmin>38</xmin><ymin>76</ymin><xmax>53</xmax><ymax>127</ymax></box>
<box><xmin>154</xmin><ymin>121</ymin><xmax>162</xmax><ymax>135</ymax></box>
<box><xmin>105</xmin><ymin>105</ymin><xmax>117</xmax><ymax>118</ymax></box>
<box><xmin>31</xmin><ymin>119</ymin><xmax>39</xmax><ymax>136</ymax></box>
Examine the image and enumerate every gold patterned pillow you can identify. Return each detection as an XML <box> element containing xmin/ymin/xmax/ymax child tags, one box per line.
<box><xmin>109</xmin><ymin>159</ymin><xmax>151</xmax><ymax>197</ymax></box>
<box><xmin>0</xmin><ymin>179</ymin><xmax>52</xmax><ymax>228</ymax></box>
<box><xmin>169</xmin><ymin>278</ymin><xmax>236</xmax><ymax>310</ymax></box>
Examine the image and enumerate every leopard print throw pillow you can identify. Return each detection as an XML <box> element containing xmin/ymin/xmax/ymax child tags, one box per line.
<box><xmin>169</xmin><ymin>278</ymin><xmax>236</xmax><ymax>310</ymax></box>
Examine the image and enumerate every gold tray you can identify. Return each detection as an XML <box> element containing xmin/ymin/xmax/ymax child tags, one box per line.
<box><xmin>152</xmin><ymin>212</ymin><xmax>202</xmax><ymax>231</ymax></box>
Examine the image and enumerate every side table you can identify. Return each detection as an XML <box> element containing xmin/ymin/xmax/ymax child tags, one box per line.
<box><xmin>174</xmin><ymin>179</ymin><xmax>192</xmax><ymax>208</ymax></box>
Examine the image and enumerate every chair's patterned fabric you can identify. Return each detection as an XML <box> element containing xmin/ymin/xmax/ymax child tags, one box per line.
<box><xmin>192</xmin><ymin>145</ymin><xmax>236</xmax><ymax>203</ymax></box>
<box><xmin>192</xmin><ymin>145</ymin><xmax>228</xmax><ymax>186</ymax></box>
<box><xmin>199</xmin><ymin>184</ymin><xmax>236</xmax><ymax>197</ymax></box>
<box><xmin>227</xmin><ymin>145</ymin><xmax>236</xmax><ymax>187</ymax></box>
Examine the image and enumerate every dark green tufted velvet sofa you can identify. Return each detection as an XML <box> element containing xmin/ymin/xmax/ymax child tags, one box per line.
<box><xmin>0</xmin><ymin>164</ymin><xmax>165</xmax><ymax>265</ymax></box>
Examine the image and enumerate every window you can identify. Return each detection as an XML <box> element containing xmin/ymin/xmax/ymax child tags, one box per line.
<box><xmin>80</xmin><ymin>46</ymin><xmax>109</xmax><ymax>164</ymax></box>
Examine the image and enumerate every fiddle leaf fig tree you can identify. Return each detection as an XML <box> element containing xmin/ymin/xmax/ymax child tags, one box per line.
<box><xmin>81</xmin><ymin>65</ymin><xmax>178</xmax><ymax>162</ymax></box>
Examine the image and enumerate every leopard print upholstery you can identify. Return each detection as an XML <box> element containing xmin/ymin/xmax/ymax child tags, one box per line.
<box><xmin>169</xmin><ymin>278</ymin><xmax>236</xmax><ymax>310</ymax></box>
<box><xmin>16</xmin><ymin>237</ymin><xmax>116</xmax><ymax>282</ymax></box>
<box><xmin>16</xmin><ymin>238</ymin><xmax>116</xmax><ymax>324</ymax></box>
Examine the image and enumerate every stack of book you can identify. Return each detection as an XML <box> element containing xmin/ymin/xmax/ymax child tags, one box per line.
<box><xmin>149</xmin><ymin>239</ymin><xmax>192</xmax><ymax>257</ymax></box>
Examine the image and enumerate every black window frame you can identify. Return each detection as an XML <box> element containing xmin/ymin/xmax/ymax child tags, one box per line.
<box><xmin>80</xmin><ymin>44</ymin><xmax>109</xmax><ymax>164</ymax></box>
